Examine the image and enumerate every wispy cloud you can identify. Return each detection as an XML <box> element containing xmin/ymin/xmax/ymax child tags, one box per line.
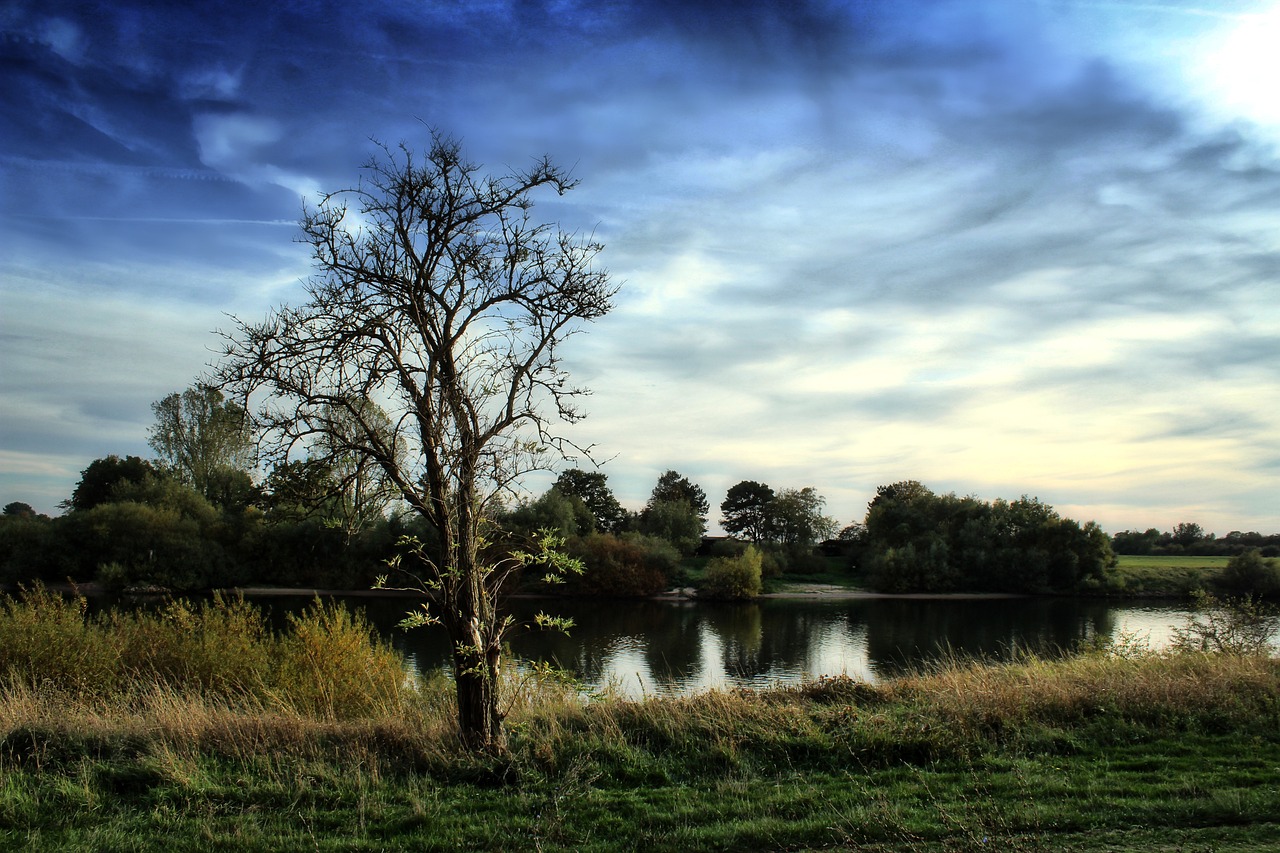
<box><xmin>1</xmin><ymin>0</ymin><xmax>1278</xmax><ymax>535</ymax></box>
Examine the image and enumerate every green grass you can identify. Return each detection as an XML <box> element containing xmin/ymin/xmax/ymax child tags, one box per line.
<box><xmin>3</xmin><ymin>585</ymin><xmax>1279</xmax><ymax>850</ymax></box>
<box><xmin>9</xmin><ymin>741</ymin><xmax>1278</xmax><ymax>852</ymax></box>
<box><xmin>1116</xmin><ymin>555</ymin><xmax>1231</xmax><ymax>569</ymax></box>
<box><xmin>1110</xmin><ymin>554</ymin><xmax>1230</xmax><ymax>597</ymax></box>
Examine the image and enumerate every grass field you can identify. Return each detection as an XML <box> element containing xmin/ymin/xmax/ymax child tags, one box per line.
<box><xmin>1111</xmin><ymin>554</ymin><xmax>1230</xmax><ymax>597</ymax></box>
<box><xmin>765</xmin><ymin>554</ymin><xmax>1234</xmax><ymax>598</ymax></box>
<box><xmin>1115</xmin><ymin>555</ymin><xmax>1231</xmax><ymax>569</ymax></box>
<box><xmin>2</xmin><ymin>585</ymin><xmax>1278</xmax><ymax>850</ymax></box>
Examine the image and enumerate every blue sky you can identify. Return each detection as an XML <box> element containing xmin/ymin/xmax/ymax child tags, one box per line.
<box><xmin>2</xmin><ymin>0</ymin><xmax>1278</xmax><ymax>535</ymax></box>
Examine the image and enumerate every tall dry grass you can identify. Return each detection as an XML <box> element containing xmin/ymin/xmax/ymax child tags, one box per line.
<box><xmin>0</xmin><ymin>584</ymin><xmax>408</xmax><ymax>719</ymax></box>
<box><xmin>882</xmin><ymin>649</ymin><xmax>1280</xmax><ymax>729</ymax></box>
<box><xmin>0</xmin><ymin>584</ymin><xmax>594</xmax><ymax>774</ymax></box>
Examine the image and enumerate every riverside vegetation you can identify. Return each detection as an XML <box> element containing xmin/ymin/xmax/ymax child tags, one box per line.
<box><xmin>2</xmin><ymin>584</ymin><xmax>1278</xmax><ymax>851</ymax></box>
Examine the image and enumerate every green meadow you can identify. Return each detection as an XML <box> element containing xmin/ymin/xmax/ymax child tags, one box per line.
<box><xmin>1111</xmin><ymin>554</ymin><xmax>1231</xmax><ymax>596</ymax></box>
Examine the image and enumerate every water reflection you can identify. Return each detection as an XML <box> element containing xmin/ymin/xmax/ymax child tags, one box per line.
<box><xmin>190</xmin><ymin>593</ymin><xmax>1270</xmax><ymax>698</ymax></box>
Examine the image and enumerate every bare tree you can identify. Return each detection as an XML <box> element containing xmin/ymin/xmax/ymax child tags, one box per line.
<box><xmin>216</xmin><ymin>132</ymin><xmax>614</xmax><ymax>752</ymax></box>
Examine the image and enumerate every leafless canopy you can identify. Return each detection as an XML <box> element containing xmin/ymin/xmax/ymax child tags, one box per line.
<box><xmin>218</xmin><ymin>132</ymin><xmax>614</xmax><ymax>533</ymax></box>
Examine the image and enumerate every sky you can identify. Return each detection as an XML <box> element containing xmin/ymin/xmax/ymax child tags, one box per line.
<box><xmin>2</xmin><ymin>0</ymin><xmax>1278</xmax><ymax>536</ymax></box>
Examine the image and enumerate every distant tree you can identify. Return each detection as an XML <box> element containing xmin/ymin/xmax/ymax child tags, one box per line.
<box><xmin>261</xmin><ymin>460</ymin><xmax>341</xmax><ymax>523</ymax></box>
<box><xmin>215</xmin><ymin>132</ymin><xmax>613</xmax><ymax>754</ymax></box>
<box><xmin>316</xmin><ymin>399</ymin><xmax>404</xmax><ymax>539</ymax></box>
<box><xmin>641</xmin><ymin>470</ymin><xmax>708</xmax><ymax>553</ymax></box>
<box><xmin>768</xmin><ymin>487</ymin><xmax>838</xmax><ymax>549</ymax></box>
<box><xmin>638</xmin><ymin>498</ymin><xmax>705</xmax><ymax>555</ymax></box>
<box><xmin>505</xmin><ymin>488</ymin><xmax>594</xmax><ymax>540</ymax></box>
<box><xmin>0</xmin><ymin>502</ymin><xmax>68</xmax><ymax>584</ymax></box>
<box><xmin>720</xmin><ymin>480</ymin><xmax>775</xmax><ymax>543</ymax></box>
<box><xmin>2</xmin><ymin>502</ymin><xmax>36</xmax><ymax>519</ymax></box>
<box><xmin>648</xmin><ymin>470</ymin><xmax>709</xmax><ymax>518</ymax></box>
<box><xmin>865</xmin><ymin>480</ymin><xmax>937</xmax><ymax>549</ymax></box>
<box><xmin>64</xmin><ymin>455</ymin><xmax>160</xmax><ymax>512</ymax></box>
<box><xmin>862</xmin><ymin>482</ymin><xmax>1113</xmax><ymax>594</ymax></box>
<box><xmin>1173</xmin><ymin>522</ymin><xmax>1206</xmax><ymax>548</ymax></box>
<box><xmin>554</xmin><ymin>469</ymin><xmax>626</xmax><ymax>533</ymax></box>
<box><xmin>79</xmin><ymin>500</ymin><xmax>225</xmax><ymax>591</ymax></box>
<box><xmin>149</xmin><ymin>385</ymin><xmax>256</xmax><ymax>506</ymax></box>
<box><xmin>1112</xmin><ymin>528</ymin><xmax>1162</xmax><ymax>555</ymax></box>
<box><xmin>63</xmin><ymin>474</ymin><xmax>241</xmax><ymax>591</ymax></box>
<box><xmin>833</xmin><ymin>521</ymin><xmax>870</xmax><ymax>568</ymax></box>
<box><xmin>838</xmin><ymin>522</ymin><xmax>867</xmax><ymax>542</ymax></box>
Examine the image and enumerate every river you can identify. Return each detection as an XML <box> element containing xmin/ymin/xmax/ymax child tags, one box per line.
<box><xmin>240</xmin><ymin>592</ymin><xmax>1232</xmax><ymax>698</ymax></box>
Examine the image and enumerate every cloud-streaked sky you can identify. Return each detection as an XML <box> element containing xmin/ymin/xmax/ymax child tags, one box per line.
<box><xmin>2</xmin><ymin>0</ymin><xmax>1278</xmax><ymax>535</ymax></box>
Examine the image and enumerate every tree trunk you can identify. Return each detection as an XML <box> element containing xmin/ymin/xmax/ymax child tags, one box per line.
<box><xmin>452</xmin><ymin>630</ymin><xmax>506</xmax><ymax>754</ymax></box>
<box><xmin>448</xmin><ymin>514</ymin><xmax>507</xmax><ymax>755</ymax></box>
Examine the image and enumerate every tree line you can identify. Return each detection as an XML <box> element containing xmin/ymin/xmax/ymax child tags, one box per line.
<box><xmin>0</xmin><ymin>392</ymin><xmax>836</xmax><ymax>598</ymax></box>
<box><xmin>7</xmin><ymin>407</ymin><xmax>1279</xmax><ymax>600</ymax></box>
<box><xmin>1111</xmin><ymin>523</ymin><xmax>1280</xmax><ymax>558</ymax></box>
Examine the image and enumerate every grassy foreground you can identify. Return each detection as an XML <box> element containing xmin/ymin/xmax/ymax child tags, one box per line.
<box><xmin>1</xmin><ymin>588</ymin><xmax>1279</xmax><ymax>851</ymax></box>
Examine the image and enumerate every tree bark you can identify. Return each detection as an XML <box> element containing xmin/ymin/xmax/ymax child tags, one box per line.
<box><xmin>452</xmin><ymin>634</ymin><xmax>506</xmax><ymax>754</ymax></box>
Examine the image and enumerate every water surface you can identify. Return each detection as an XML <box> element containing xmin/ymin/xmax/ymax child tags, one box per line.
<box><xmin>247</xmin><ymin>593</ymin><xmax>1224</xmax><ymax>698</ymax></box>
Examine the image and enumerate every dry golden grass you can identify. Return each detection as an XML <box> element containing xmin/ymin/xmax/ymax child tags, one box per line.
<box><xmin>885</xmin><ymin>649</ymin><xmax>1280</xmax><ymax>727</ymax></box>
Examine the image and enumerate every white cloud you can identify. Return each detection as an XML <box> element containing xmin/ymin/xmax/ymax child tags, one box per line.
<box><xmin>193</xmin><ymin>113</ymin><xmax>321</xmax><ymax>199</ymax></box>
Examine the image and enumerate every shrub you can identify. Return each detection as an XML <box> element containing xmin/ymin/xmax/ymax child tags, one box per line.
<box><xmin>0</xmin><ymin>584</ymin><xmax>119</xmax><ymax>696</ymax></box>
<box><xmin>104</xmin><ymin>594</ymin><xmax>271</xmax><ymax>696</ymax></box>
<box><xmin>0</xmin><ymin>586</ymin><xmax>411</xmax><ymax>719</ymax></box>
<box><xmin>699</xmin><ymin>545</ymin><xmax>763</xmax><ymax>600</ymax></box>
<box><xmin>1216</xmin><ymin>549</ymin><xmax>1280</xmax><ymax>597</ymax></box>
<box><xmin>705</xmin><ymin>538</ymin><xmax>749</xmax><ymax>559</ymax></box>
<box><xmin>276</xmin><ymin>599</ymin><xmax>406</xmax><ymax>719</ymax></box>
<box><xmin>865</xmin><ymin>538</ymin><xmax>956</xmax><ymax>593</ymax></box>
<box><xmin>621</xmin><ymin>533</ymin><xmax>683</xmax><ymax>583</ymax></box>
<box><xmin>1170</xmin><ymin>590</ymin><xmax>1278</xmax><ymax>656</ymax></box>
<box><xmin>77</xmin><ymin>501</ymin><xmax>224</xmax><ymax>591</ymax></box>
<box><xmin>565</xmin><ymin>533</ymin><xmax>670</xmax><ymax>597</ymax></box>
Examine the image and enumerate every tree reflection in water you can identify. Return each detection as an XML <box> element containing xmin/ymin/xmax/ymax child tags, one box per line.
<box><xmin>230</xmin><ymin>594</ymin><xmax>1210</xmax><ymax>698</ymax></box>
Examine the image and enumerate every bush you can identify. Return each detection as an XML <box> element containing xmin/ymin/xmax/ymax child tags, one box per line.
<box><xmin>0</xmin><ymin>584</ymin><xmax>118</xmax><ymax>695</ymax></box>
<box><xmin>699</xmin><ymin>545</ymin><xmax>763</xmax><ymax>600</ymax></box>
<box><xmin>276</xmin><ymin>599</ymin><xmax>406</xmax><ymax>718</ymax></box>
<box><xmin>1216</xmin><ymin>549</ymin><xmax>1280</xmax><ymax>597</ymax></box>
<box><xmin>565</xmin><ymin>533</ymin><xmax>670</xmax><ymax>597</ymax></box>
<box><xmin>73</xmin><ymin>501</ymin><xmax>226</xmax><ymax>591</ymax></box>
<box><xmin>621</xmin><ymin>533</ymin><xmax>685</xmax><ymax>586</ymax></box>
<box><xmin>705</xmin><ymin>538</ymin><xmax>749</xmax><ymax>559</ymax></box>
<box><xmin>104</xmin><ymin>593</ymin><xmax>271</xmax><ymax>696</ymax></box>
<box><xmin>865</xmin><ymin>538</ymin><xmax>956</xmax><ymax>593</ymax></box>
<box><xmin>1170</xmin><ymin>590</ymin><xmax>1278</xmax><ymax>656</ymax></box>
